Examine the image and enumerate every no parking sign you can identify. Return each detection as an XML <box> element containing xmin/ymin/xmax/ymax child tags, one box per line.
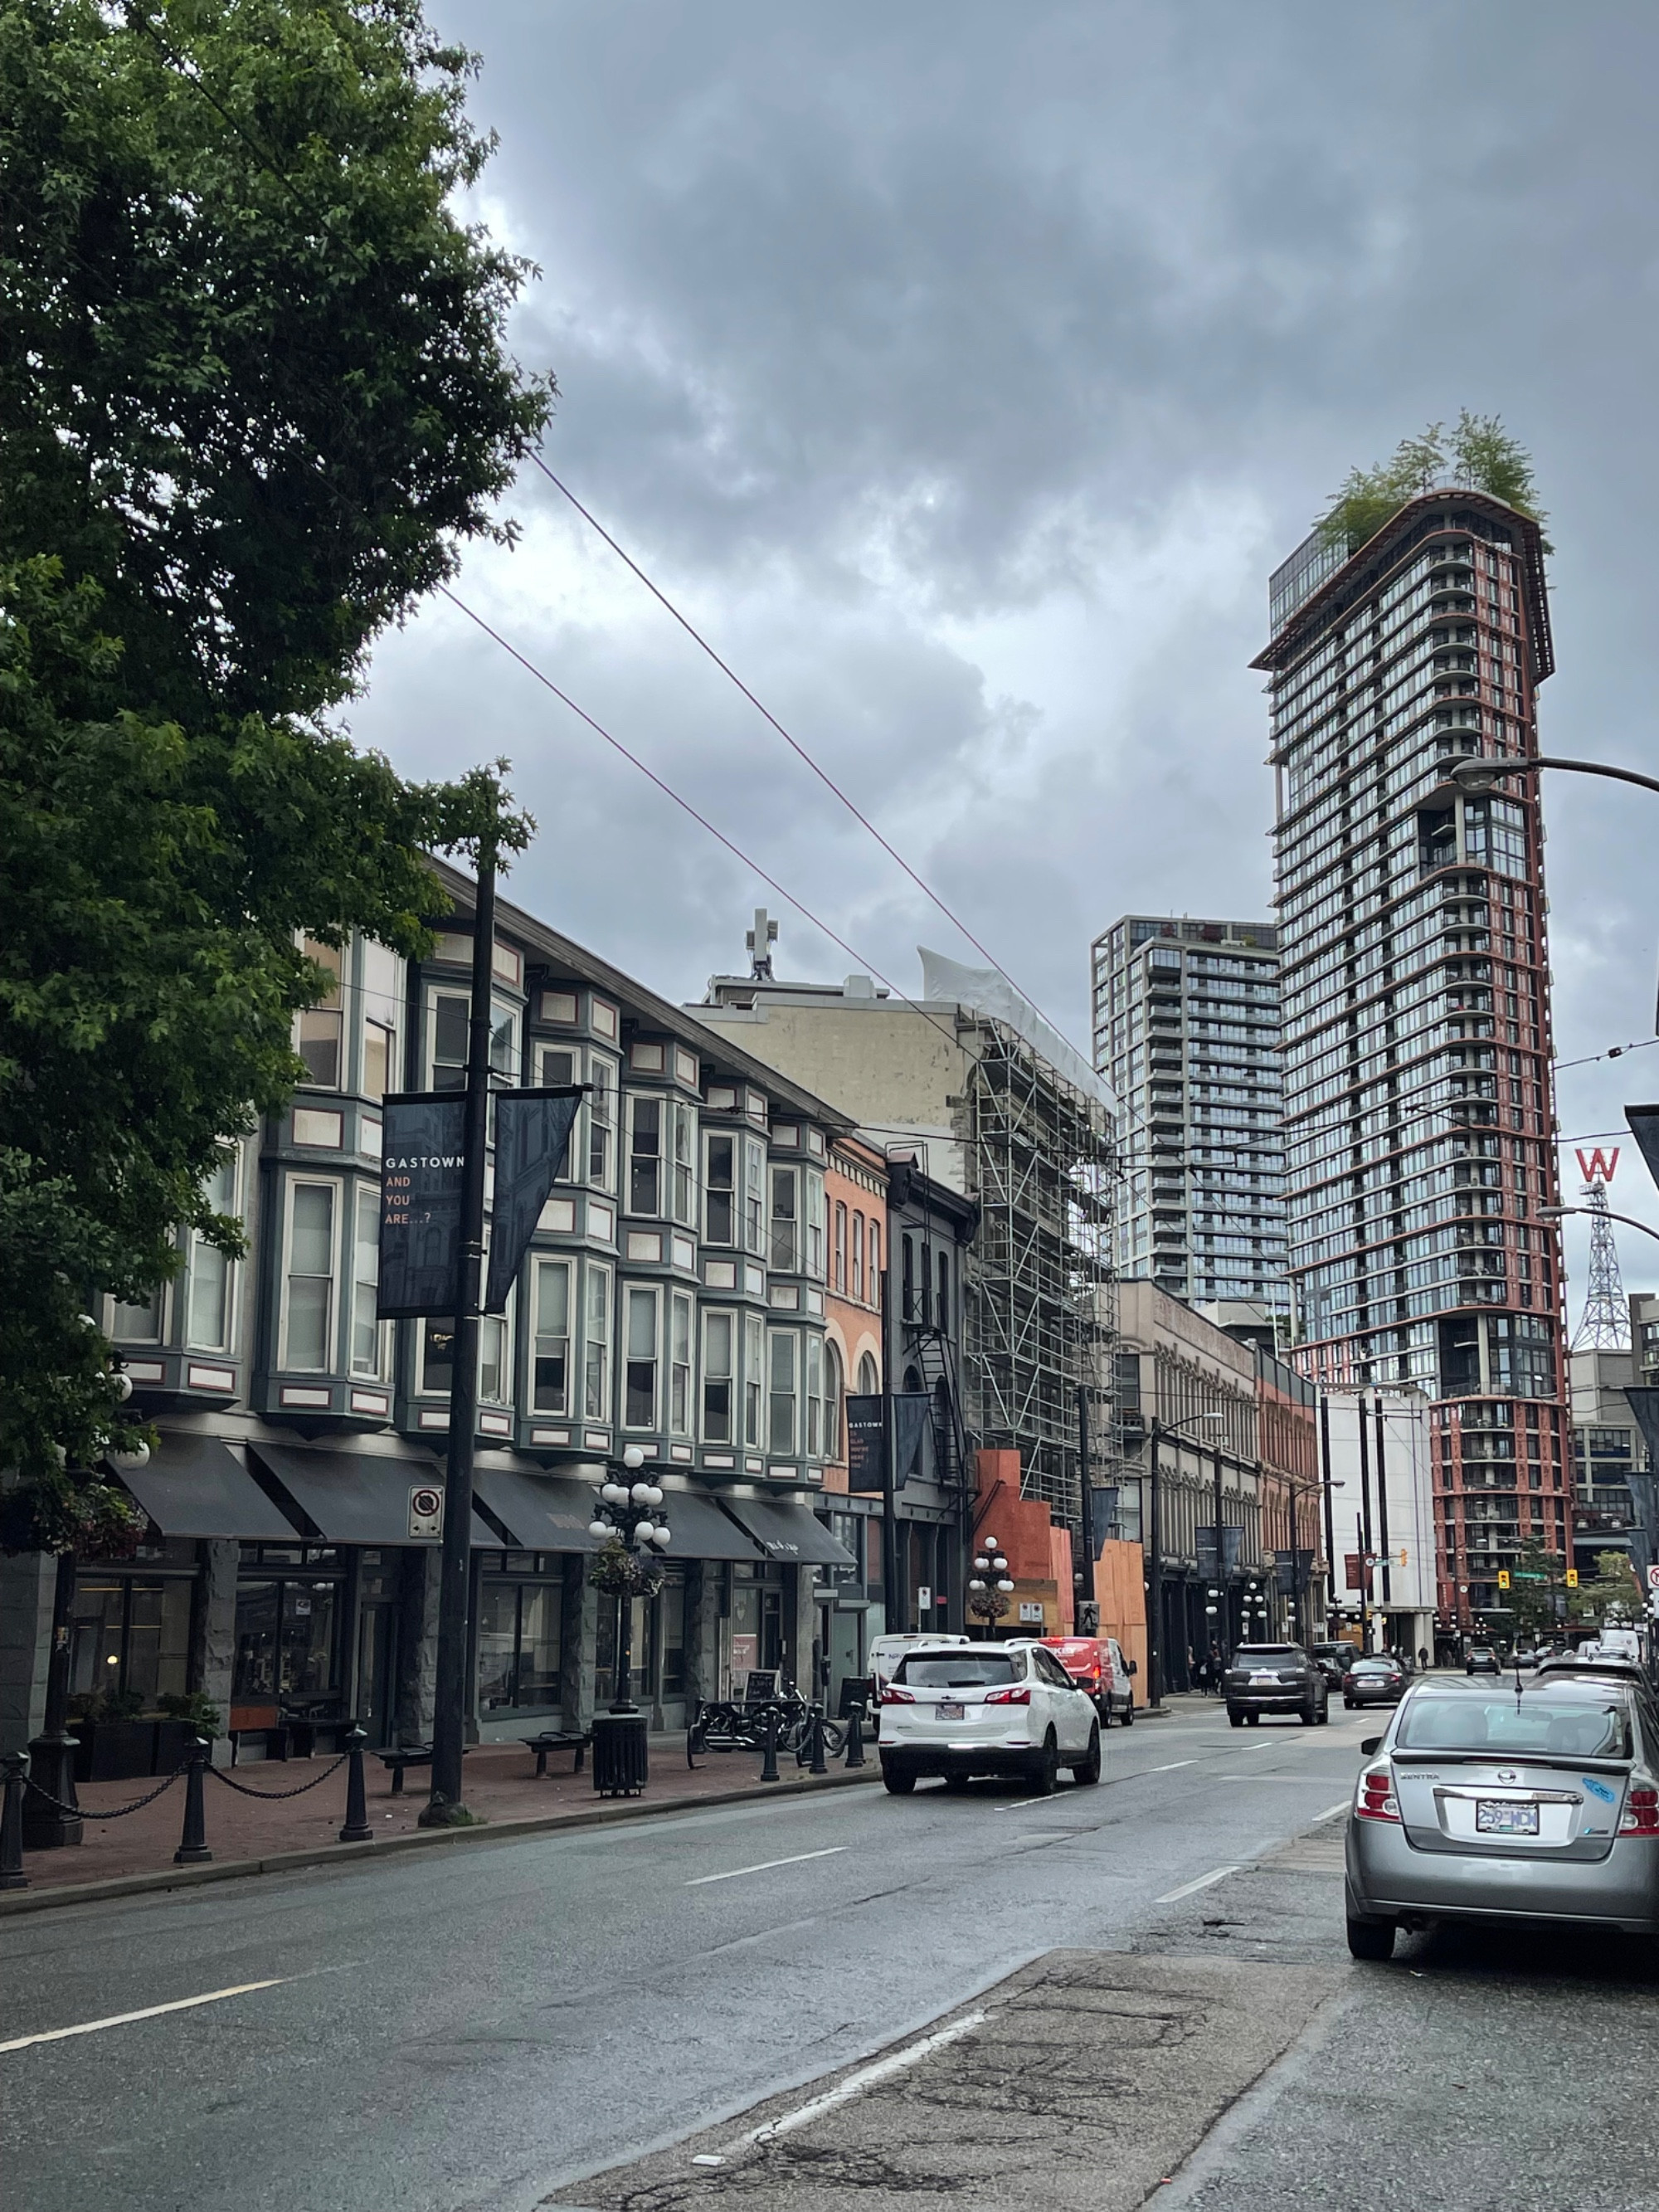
<box><xmin>409</xmin><ymin>1484</ymin><xmax>444</xmax><ymax>1540</ymax></box>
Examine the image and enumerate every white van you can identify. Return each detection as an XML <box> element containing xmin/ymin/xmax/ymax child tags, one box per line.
<box><xmin>868</xmin><ymin>1632</ymin><xmax>970</xmax><ymax>1736</ymax></box>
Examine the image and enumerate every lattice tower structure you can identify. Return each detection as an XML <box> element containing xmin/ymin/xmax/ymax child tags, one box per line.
<box><xmin>964</xmin><ymin>1018</ymin><xmax>1117</xmax><ymax>1528</ymax></box>
<box><xmin>1256</xmin><ymin>488</ymin><xmax>1572</xmax><ymax>1634</ymax></box>
<box><xmin>1572</xmin><ymin>1179</ymin><xmax>1631</xmax><ymax>1351</ymax></box>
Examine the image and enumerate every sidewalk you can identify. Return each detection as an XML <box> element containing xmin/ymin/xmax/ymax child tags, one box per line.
<box><xmin>9</xmin><ymin>1732</ymin><xmax>869</xmax><ymax>1902</ymax></box>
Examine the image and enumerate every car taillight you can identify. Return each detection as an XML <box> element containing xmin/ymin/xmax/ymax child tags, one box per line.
<box><xmin>984</xmin><ymin>1685</ymin><xmax>1032</xmax><ymax>1705</ymax></box>
<box><xmin>879</xmin><ymin>1685</ymin><xmax>917</xmax><ymax>1705</ymax></box>
<box><xmin>1355</xmin><ymin>1766</ymin><xmax>1399</xmax><ymax>1823</ymax></box>
<box><xmin>1620</xmin><ymin>1785</ymin><xmax>1659</xmax><ymax>1835</ymax></box>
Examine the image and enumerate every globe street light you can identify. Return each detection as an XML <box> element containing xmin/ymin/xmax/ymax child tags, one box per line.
<box><xmin>967</xmin><ymin>1537</ymin><xmax>1015</xmax><ymax>1639</ymax></box>
<box><xmin>586</xmin><ymin>1444</ymin><xmax>673</xmax><ymax>1795</ymax></box>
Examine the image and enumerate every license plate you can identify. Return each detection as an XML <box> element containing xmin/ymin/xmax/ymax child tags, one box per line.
<box><xmin>1249</xmin><ymin>1673</ymin><xmax>1280</xmax><ymax>1684</ymax></box>
<box><xmin>938</xmin><ymin>1700</ymin><xmax>965</xmax><ymax>1721</ymax></box>
<box><xmin>1477</xmin><ymin>1800</ymin><xmax>1539</xmax><ymax>1835</ymax></box>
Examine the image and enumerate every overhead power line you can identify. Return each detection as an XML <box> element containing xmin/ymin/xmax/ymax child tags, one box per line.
<box><xmin>529</xmin><ymin>454</ymin><xmax>1084</xmax><ymax>1058</ymax></box>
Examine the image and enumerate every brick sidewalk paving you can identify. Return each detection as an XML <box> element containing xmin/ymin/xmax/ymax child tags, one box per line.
<box><xmin>17</xmin><ymin>1734</ymin><xmax>856</xmax><ymax>1893</ymax></box>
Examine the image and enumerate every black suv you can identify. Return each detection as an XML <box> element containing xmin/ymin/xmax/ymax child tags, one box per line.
<box><xmin>1222</xmin><ymin>1643</ymin><xmax>1330</xmax><ymax>1727</ymax></box>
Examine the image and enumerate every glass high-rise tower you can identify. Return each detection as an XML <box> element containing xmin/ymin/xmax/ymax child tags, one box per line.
<box><xmin>1255</xmin><ymin>490</ymin><xmax>1571</xmax><ymax>1630</ymax></box>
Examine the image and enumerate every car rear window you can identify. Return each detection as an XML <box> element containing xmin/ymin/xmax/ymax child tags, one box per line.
<box><xmin>1396</xmin><ymin>1694</ymin><xmax>1632</xmax><ymax>1759</ymax></box>
<box><xmin>1350</xmin><ymin>1659</ymin><xmax>1397</xmax><ymax>1673</ymax></box>
<box><xmin>896</xmin><ymin>1653</ymin><xmax>1019</xmax><ymax>1688</ymax></box>
<box><xmin>1231</xmin><ymin>1646</ymin><xmax>1299</xmax><ymax>1661</ymax></box>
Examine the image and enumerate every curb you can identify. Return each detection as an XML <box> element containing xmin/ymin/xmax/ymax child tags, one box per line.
<box><xmin>0</xmin><ymin>1761</ymin><xmax>880</xmax><ymax>1919</ymax></box>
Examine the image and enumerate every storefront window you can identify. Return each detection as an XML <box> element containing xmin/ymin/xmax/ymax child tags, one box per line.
<box><xmin>68</xmin><ymin>1570</ymin><xmax>192</xmax><ymax>1711</ymax></box>
<box><xmin>233</xmin><ymin>1551</ymin><xmax>343</xmax><ymax>1705</ymax></box>
<box><xmin>476</xmin><ymin>1568</ymin><xmax>563</xmax><ymax>1713</ymax></box>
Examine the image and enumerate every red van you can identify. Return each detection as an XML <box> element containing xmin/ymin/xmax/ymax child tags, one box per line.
<box><xmin>1039</xmin><ymin>1635</ymin><xmax>1136</xmax><ymax>1725</ymax></box>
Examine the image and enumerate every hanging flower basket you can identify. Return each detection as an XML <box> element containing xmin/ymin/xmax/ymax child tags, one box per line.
<box><xmin>588</xmin><ymin>1537</ymin><xmax>665</xmax><ymax>1600</ymax></box>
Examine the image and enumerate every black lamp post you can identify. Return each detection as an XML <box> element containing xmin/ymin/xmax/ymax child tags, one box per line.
<box><xmin>967</xmin><ymin>1537</ymin><xmax>1014</xmax><ymax>1638</ymax></box>
<box><xmin>586</xmin><ymin>1444</ymin><xmax>671</xmax><ymax>1794</ymax></box>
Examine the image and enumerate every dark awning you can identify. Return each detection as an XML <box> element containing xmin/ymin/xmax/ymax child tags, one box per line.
<box><xmin>246</xmin><ymin>1444</ymin><xmax>496</xmax><ymax>1547</ymax></box>
<box><xmin>118</xmin><ymin>1434</ymin><xmax>300</xmax><ymax>1542</ymax></box>
<box><xmin>720</xmin><ymin>1497</ymin><xmax>856</xmax><ymax>1567</ymax></box>
<box><xmin>472</xmin><ymin>1464</ymin><xmax>604</xmax><ymax>1552</ymax></box>
<box><xmin>652</xmin><ymin>1487</ymin><xmax>771</xmax><ymax>1562</ymax></box>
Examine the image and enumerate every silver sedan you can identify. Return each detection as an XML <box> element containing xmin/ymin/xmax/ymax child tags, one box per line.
<box><xmin>1345</xmin><ymin>1674</ymin><xmax>1659</xmax><ymax>1960</ymax></box>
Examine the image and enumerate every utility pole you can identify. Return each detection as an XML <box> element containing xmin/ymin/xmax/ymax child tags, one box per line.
<box><xmin>1213</xmin><ymin>1438</ymin><xmax>1227</xmax><ymax>1649</ymax></box>
<box><xmin>1374</xmin><ymin>1399</ymin><xmax>1393</xmax><ymax>1646</ymax></box>
<box><xmin>421</xmin><ymin>840</ymin><xmax>497</xmax><ymax>1827</ymax></box>
<box><xmin>880</xmin><ymin>1267</ymin><xmax>902</xmax><ymax>1635</ymax></box>
<box><xmin>1077</xmin><ymin>1386</ymin><xmax>1095</xmax><ymax>1633</ymax></box>
<box><xmin>1319</xmin><ymin>1396</ymin><xmax>1336</xmax><ymax>1641</ymax></box>
<box><xmin>1357</xmin><ymin>1402</ymin><xmax>1375</xmax><ymax>1654</ymax></box>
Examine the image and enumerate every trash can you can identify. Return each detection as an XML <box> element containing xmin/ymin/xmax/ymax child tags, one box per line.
<box><xmin>591</xmin><ymin>1712</ymin><xmax>649</xmax><ymax>1796</ymax></box>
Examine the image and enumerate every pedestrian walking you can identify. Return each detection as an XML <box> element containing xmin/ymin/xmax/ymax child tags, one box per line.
<box><xmin>1418</xmin><ymin>1644</ymin><xmax>1430</xmax><ymax>1674</ymax></box>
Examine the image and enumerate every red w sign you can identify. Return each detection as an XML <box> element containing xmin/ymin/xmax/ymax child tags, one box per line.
<box><xmin>1576</xmin><ymin>1147</ymin><xmax>1619</xmax><ymax>1184</ymax></box>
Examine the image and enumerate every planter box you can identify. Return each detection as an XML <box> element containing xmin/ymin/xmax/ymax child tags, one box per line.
<box><xmin>72</xmin><ymin>1717</ymin><xmax>203</xmax><ymax>1781</ymax></box>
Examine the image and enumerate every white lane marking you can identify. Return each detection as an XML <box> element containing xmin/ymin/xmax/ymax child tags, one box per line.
<box><xmin>1148</xmin><ymin>1759</ymin><xmax>1197</xmax><ymax>1772</ymax></box>
<box><xmin>1156</xmin><ymin>1865</ymin><xmax>1240</xmax><ymax>1904</ymax></box>
<box><xmin>686</xmin><ymin>1846</ymin><xmax>847</xmax><ymax>1888</ymax></box>
<box><xmin>1312</xmin><ymin>1800</ymin><xmax>1351</xmax><ymax>1823</ymax></box>
<box><xmin>737</xmin><ymin>2010</ymin><xmax>989</xmax><ymax>2146</ymax></box>
<box><xmin>0</xmin><ymin>1980</ymin><xmax>286</xmax><ymax>2054</ymax></box>
<box><xmin>991</xmin><ymin>1796</ymin><xmax>1050</xmax><ymax>1813</ymax></box>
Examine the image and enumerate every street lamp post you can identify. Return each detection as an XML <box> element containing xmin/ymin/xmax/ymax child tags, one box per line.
<box><xmin>1144</xmin><ymin>1411</ymin><xmax>1224</xmax><ymax>1708</ymax></box>
<box><xmin>586</xmin><ymin>1444</ymin><xmax>672</xmax><ymax>1795</ymax></box>
<box><xmin>966</xmin><ymin>1538</ymin><xmax>1014</xmax><ymax>1639</ymax></box>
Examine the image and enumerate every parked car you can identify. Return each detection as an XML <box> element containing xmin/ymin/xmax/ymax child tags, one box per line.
<box><xmin>1345</xmin><ymin>1674</ymin><xmax>1659</xmax><ymax>1961</ymax></box>
<box><xmin>1312</xmin><ymin>1641</ymin><xmax>1360</xmax><ymax>1689</ymax></box>
<box><xmin>1343</xmin><ymin>1657</ymin><xmax>1408</xmax><ymax>1709</ymax></box>
<box><xmin>867</xmin><ymin>1632</ymin><xmax>970</xmax><ymax>1738</ymax></box>
<box><xmin>1465</xmin><ymin>1645</ymin><xmax>1501</xmax><ymax>1675</ymax></box>
<box><xmin>1222</xmin><ymin>1644</ymin><xmax>1330</xmax><ymax>1727</ymax></box>
<box><xmin>878</xmin><ymin>1640</ymin><xmax>1100</xmax><ymax>1794</ymax></box>
<box><xmin>1039</xmin><ymin>1635</ymin><xmax>1136</xmax><ymax>1725</ymax></box>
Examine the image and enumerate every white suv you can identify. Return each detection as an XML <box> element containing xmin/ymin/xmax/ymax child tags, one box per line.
<box><xmin>878</xmin><ymin>1640</ymin><xmax>1101</xmax><ymax>1795</ymax></box>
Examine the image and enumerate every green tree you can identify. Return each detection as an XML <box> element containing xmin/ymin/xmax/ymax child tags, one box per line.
<box><xmin>1501</xmin><ymin>1535</ymin><xmax>1568</xmax><ymax>1642</ymax></box>
<box><xmin>1569</xmin><ymin>1548</ymin><xmax>1644</xmax><ymax>1630</ymax></box>
<box><xmin>1316</xmin><ymin>410</ymin><xmax>1549</xmax><ymax>558</ymax></box>
<box><xmin>0</xmin><ymin>0</ymin><xmax>549</xmax><ymax>1549</ymax></box>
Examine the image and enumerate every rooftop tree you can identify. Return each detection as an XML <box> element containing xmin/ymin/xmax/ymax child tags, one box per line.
<box><xmin>1316</xmin><ymin>412</ymin><xmax>1548</xmax><ymax>558</ymax></box>
<box><xmin>0</xmin><ymin>0</ymin><xmax>549</xmax><ymax>1550</ymax></box>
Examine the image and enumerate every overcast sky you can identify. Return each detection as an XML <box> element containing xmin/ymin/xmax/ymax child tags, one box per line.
<box><xmin>353</xmin><ymin>2</ymin><xmax>1659</xmax><ymax>1311</ymax></box>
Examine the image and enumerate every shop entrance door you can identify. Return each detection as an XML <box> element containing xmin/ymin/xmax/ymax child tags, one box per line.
<box><xmin>356</xmin><ymin>1601</ymin><xmax>397</xmax><ymax>1745</ymax></box>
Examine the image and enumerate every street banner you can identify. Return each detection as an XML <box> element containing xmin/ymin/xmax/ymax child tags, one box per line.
<box><xmin>484</xmin><ymin>1087</ymin><xmax>585</xmax><ymax>1313</ymax></box>
<box><xmin>1088</xmin><ymin>1486</ymin><xmax>1120</xmax><ymax>1556</ymax></box>
<box><xmin>846</xmin><ymin>1395</ymin><xmax>883</xmax><ymax>1490</ymax></box>
<box><xmin>1272</xmin><ymin>1548</ymin><xmax>1316</xmax><ymax>1596</ymax></box>
<box><xmin>1626</xmin><ymin>1107</ymin><xmax>1659</xmax><ymax>1192</ymax></box>
<box><xmin>843</xmin><ymin>1392</ymin><xmax>933</xmax><ymax>1491</ymax></box>
<box><xmin>1617</xmin><ymin>1401</ymin><xmax>1659</xmax><ymax>1576</ymax></box>
<box><xmin>1195</xmin><ymin>1524</ymin><xmax>1243</xmax><ymax>1576</ymax></box>
<box><xmin>379</xmin><ymin>1094</ymin><xmax>467</xmax><ymax>1318</ymax></box>
<box><xmin>1344</xmin><ymin>1550</ymin><xmax>1374</xmax><ymax>1594</ymax></box>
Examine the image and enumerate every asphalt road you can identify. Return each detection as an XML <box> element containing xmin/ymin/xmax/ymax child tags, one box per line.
<box><xmin>0</xmin><ymin>1701</ymin><xmax>1366</xmax><ymax>2212</ymax></box>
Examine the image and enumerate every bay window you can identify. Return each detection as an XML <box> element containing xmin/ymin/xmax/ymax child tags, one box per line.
<box><xmin>283</xmin><ymin>1182</ymin><xmax>338</xmax><ymax>1371</ymax></box>
<box><xmin>297</xmin><ymin>938</ymin><xmax>343</xmax><ymax>1088</ymax></box>
<box><xmin>629</xmin><ymin>1096</ymin><xmax>661</xmax><ymax>1214</ymax></box>
<box><xmin>625</xmin><ymin>1285</ymin><xmax>659</xmax><ymax>1429</ymax></box>
<box><xmin>670</xmin><ymin>1102</ymin><xmax>696</xmax><ymax>1225</ymax></box>
<box><xmin>805</xmin><ymin>1333</ymin><xmax>825</xmax><ymax>1457</ymax></box>
<box><xmin>805</xmin><ymin>1172</ymin><xmax>825</xmax><ymax>1279</ymax></box>
<box><xmin>479</xmin><ymin>1310</ymin><xmax>509</xmax><ymax>1405</ymax></box>
<box><xmin>768</xmin><ymin>1328</ymin><xmax>798</xmax><ymax>1455</ymax></box>
<box><xmin>538</xmin><ymin>1046</ymin><xmax>580</xmax><ymax>1179</ymax></box>
<box><xmin>584</xmin><ymin>1264</ymin><xmax>611</xmax><ymax>1420</ymax></box>
<box><xmin>705</xmin><ymin>1133</ymin><xmax>736</xmax><ymax>1244</ymax></box>
<box><xmin>670</xmin><ymin>1294</ymin><xmax>693</xmax><ymax>1435</ymax></box>
<box><xmin>703</xmin><ymin>1311</ymin><xmax>735</xmax><ymax>1440</ymax></box>
<box><xmin>771</xmin><ymin>1167</ymin><xmax>800</xmax><ymax>1272</ymax></box>
<box><xmin>349</xmin><ymin>1183</ymin><xmax>383</xmax><ymax>1377</ymax></box>
<box><xmin>421</xmin><ymin>1318</ymin><xmax>455</xmax><ymax>1395</ymax></box>
<box><xmin>533</xmin><ymin>1259</ymin><xmax>572</xmax><ymax>1413</ymax></box>
<box><xmin>588</xmin><ymin>1055</ymin><xmax>617</xmax><ymax>1189</ymax></box>
<box><xmin>745</xmin><ymin>1314</ymin><xmax>765</xmax><ymax>1446</ymax></box>
<box><xmin>185</xmin><ymin>1148</ymin><xmax>239</xmax><ymax>1352</ymax></box>
<box><xmin>429</xmin><ymin>992</ymin><xmax>469</xmax><ymax>1090</ymax></box>
<box><xmin>360</xmin><ymin>938</ymin><xmax>402</xmax><ymax>1101</ymax></box>
<box><xmin>744</xmin><ymin>1139</ymin><xmax>766</xmax><ymax>1253</ymax></box>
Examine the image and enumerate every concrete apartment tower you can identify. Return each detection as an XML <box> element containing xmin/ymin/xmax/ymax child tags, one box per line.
<box><xmin>1254</xmin><ymin>488</ymin><xmax>1571</xmax><ymax>1633</ymax></box>
<box><xmin>1090</xmin><ymin>916</ymin><xmax>1287</xmax><ymax>1315</ymax></box>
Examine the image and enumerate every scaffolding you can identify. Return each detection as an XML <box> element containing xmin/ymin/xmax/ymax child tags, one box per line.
<box><xmin>963</xmin><ymin>1019</ymin><xmax>1119</xmax><ymax>1528</ymax></box>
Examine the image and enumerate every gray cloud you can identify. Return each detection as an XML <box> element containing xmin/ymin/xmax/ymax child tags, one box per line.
<box><xmin>354</xmin><ymin>0</ymin><xmax>1659</xmax><ymax>1300</ymax></box>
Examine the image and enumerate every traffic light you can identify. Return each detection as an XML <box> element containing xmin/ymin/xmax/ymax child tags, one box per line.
<box><xmin>1565</xmin><ymin>1568</ymin><xmax>1579</xmax><ymax>1589</ymax></box>
<box><xmin>1497</xmin><ymin>1570</ymin><xmax>1511</xmax><ymax>1591</ymax></box>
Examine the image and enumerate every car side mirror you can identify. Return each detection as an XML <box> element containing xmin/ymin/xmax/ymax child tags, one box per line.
<box><xmin>1126</xmin><ymin>1659</ymin><xmax>1138</xmax><ymax>1675</ymax></box>
<box><xmin>1360</xmin><ymin>1736</ymin><xmax>1382</xmax><ymax>1756</ymax></box>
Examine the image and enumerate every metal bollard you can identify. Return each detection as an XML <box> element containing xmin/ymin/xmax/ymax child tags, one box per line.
<box><xmin>807</xmin><ymin>1701</ymin><xmax>828</xmax><ymax>1776</ymax></box>
<box><xmin>338</xmin><ymin>1727</ymin><xmax>372</xmax><ymax>1844</ymax></box>
<box><xmin>760</xmin><ymin>1704</ymin><xmax>781</xmax><ymax>1784</ymax></box>
<box><xmin>173</xmin><ymin>1737</ymin><xmax>212</xmax><ymax>1865</ymax></box>
<box><xmin>844</xmin><ymin>1704</ymin><xmax>865</xmax><ymax>1769</ymax></box>
<box><xmin>0</xmin><ymin>1752</ymin><xmax>28</xmax><ymax>1891</ymax></box>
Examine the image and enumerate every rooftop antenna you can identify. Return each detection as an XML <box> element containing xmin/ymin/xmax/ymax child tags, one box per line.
<box><xmin>746</xmin><ymin>907</ymin><xmax>779</xmax><ymax>982</ymax></box>
<box><xmin>1573</xmin><ymin>1154</ymin><xmax>1630</xmax><ymax>1352</ymax></box>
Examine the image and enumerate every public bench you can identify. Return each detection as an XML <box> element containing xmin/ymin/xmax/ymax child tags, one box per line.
<box><xmin>520</xmin><ymin>1729</ymin><xmax>591</xmax><ymax>1777</ymax></box>
<box><xmin>374</xmin><ymin>1744</ymin><xmax>470</xmax><ymax>1795</ymax></box>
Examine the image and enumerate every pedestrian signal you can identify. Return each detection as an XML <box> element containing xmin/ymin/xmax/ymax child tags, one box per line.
<box><xmin>1497</xmin><ymin>1570</ymin><xmax>1511</xmax><ymax>1591</ymax></box>
<box><xmin>1564</xmin><ymin>1568</ymin><xmax>1579</xmax><ymax>1589</ymax></box>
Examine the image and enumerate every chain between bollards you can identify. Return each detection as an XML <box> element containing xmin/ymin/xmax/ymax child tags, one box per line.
<box><xmin>338</xmin><ymin>1727</ymin><xmax>372</xmax><ymax>1844</ymax></box>
<box><xmin>1</xmin><ymin>1752</ymin><xmax>27</xmax><ymax>1891</ymax></box>
<box><xmin>844</xmin><ymin>1703</ymin><xmax>866</xmax><ymax>1769</ymax></box>
<box><xmin>759</xmin><ymin>1703</ymin><xmax>781</xmax><ymax>1784</ymax></box>
<box><xmin>174</xmin><ymin>1737</ymin><xmax>212</xmax><ymax>1866</ymax></box>
<box><xmin>806</xmin><ymin>1700</ymin><xmax>828</xmax><ymax>1776</ymax></box>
